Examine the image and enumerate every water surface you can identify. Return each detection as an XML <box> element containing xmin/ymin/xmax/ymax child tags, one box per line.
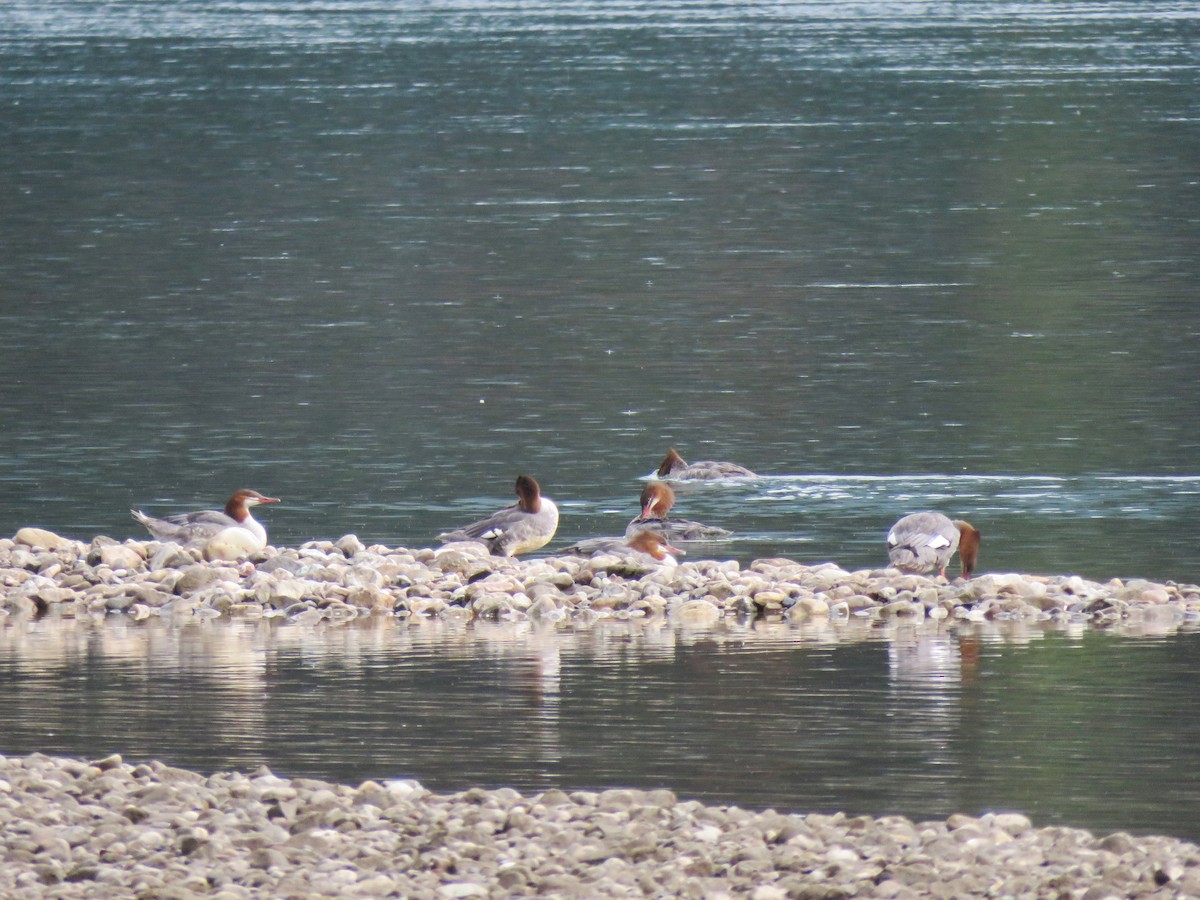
<box><xmin>1</xmin><ymin>0</ymin><xmax>1198</xmax><ymax>580</ymax></box>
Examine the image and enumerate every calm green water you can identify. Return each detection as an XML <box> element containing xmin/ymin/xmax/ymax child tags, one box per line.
<box><xmin>1</xmin><ymin>0</ymin><xmax>1199</xmax><ymax>840</ymax></box>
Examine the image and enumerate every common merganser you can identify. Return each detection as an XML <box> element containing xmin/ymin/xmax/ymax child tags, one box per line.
<box><xmin>656</xmin><ymin>447</ymin><xmax>756</xmax><ymax>481</ymax></box>
<box><xmin>886</xmin><ymin>512</ymin><xmax>981</xmax><ymax>579</ymax></box>
<box><xmin>563</xmin><ymin>529</ymin><xmax>683</xmax><ymax>566</ymax></box>
<box><xmin>131</xmin><ymin>489</ymin><xmax>280</xmax><ymax>553</ymax></box>
<box><xmin>437</xmin><ymin>474</ymin><xmax>559</xmax><ymax>557</ymax></box>
<box><xmin>625</xmin><ymin>482</ymin><xmax>731</xmax><ymax>541</ymax></box>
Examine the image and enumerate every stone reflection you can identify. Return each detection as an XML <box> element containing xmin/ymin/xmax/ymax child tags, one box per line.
<box><xmin>1</xmin><ymin>612</ymin><xmax>1198</xmax><ymax>834</ymax></box>
<box><xmin>0</xmin><ymin>617</ymin><xmax>271</xmax><ymax>770</ymax></box>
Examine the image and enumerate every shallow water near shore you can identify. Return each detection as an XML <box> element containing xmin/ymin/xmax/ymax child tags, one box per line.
<box><xmin>3</xmin><ymin>615</ymin><xmax>1200</xmax><ymax>842</ymax></box>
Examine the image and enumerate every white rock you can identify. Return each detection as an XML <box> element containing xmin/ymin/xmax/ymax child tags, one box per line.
<box><xmin>99</xmin><ymin>544</ymin><xmax>145</xmax><ymax>570</ymax></box>
<box><xmin>440</xmin><ymin>883</ymin><xmax>488</xmax><ymax>898</ymax></box>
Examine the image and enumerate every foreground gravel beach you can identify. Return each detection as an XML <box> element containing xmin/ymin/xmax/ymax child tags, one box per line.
<box><xmin>3</xmin><ymin>752</ymin><xmax>1200</xmax><ymax>899</ymax></box>
<box><xmin>3</xmin><ymin>528</ymin><xmax>1200</xmax><ymax>897</ymax></box>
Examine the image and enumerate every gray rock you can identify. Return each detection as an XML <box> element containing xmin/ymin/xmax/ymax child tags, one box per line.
<box><xmin>13</xmin><ymin>528</ymin><xmax>76</xmax><ymax>552</ymax></box>
<box><xmin>173</xmin><ymin>565</ymin><xmax>223</xmax><ymax>596</ymax></box>
<box><xmin>97</xmin><ymin>544</ymin><xmax>146</xmax><ymax>571</ymax></box>
<box><xmin>334</xmin><ymin>534</ymin><xmax>366</xmax><ymax>557</ymax></box>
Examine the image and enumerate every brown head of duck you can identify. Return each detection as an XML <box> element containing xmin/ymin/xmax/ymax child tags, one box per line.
<box><xmin>627</xmin><ymin>530</ymin><xmax>684</xmax><ymax>562</ymax></box>
<box><xmin>224</xmin><ymin>489</ymin><xmax>280</xmax><ymax>523</ymax></box>
<box><xmin>953</xmin><ymin>520</ymin><xmax>981</xmax><ymax>579</ymax></box>
<box><xmin>514</xmin><ymin>475</ymin><xmax>543</xmax><ymax>514</ymax></box>
<box><xmin>638</xmin><ymin>482</ymin><xmax>676</xmax><ymax>519</ymax></box>
<box><xmin>656</xmin><ymin>448</ymin><xmax>688</xmax><ymax>478</ymax></box>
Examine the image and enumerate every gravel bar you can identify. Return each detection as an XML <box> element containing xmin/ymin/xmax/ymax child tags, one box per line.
<box><xmin>3</xmin><ymin>529</ymin><xmax>1199</xmax><ymax>631</ymax></box>
<box><xmin>2</xmin><ymin>752</ymin><xmax>1199</xmax><ymax>899</ymax></box>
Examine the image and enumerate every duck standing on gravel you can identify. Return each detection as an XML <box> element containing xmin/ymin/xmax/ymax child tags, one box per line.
<box><xmin>438</xmin><ymin>474</ymin><xmax>559</xmax><ymax>557</ymax></box>
<box><xmin>655</xmin><ymin>447</ymin><xmax>756</xmax><ymax>481</ymax></box>
<box><xmin>626</xmin><ymin>482</ymin><xmax>731</xmax><ymax>541</ymax></box>
<box><xmin>886</xmin><ymin>511</ymin><xmax>980</xmax><ymax>579</ymax></box>
<box><xmin>132</xmin><ymin>489</ymin><xmax>280</xmax><ymax>554</ymax></box>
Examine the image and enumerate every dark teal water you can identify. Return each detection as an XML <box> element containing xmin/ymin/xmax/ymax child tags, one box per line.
<box><xmin>1</xmin><ymin>0</ymin><xmax>1199</xmax><ymax>842</ymax></box>
<box><xmin>1</xmin><ymin>1</ymin><xmax>1199</xmax><ymax>580</ymax></box>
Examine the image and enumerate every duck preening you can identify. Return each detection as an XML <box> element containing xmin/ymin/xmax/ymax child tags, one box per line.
<box><xmin>625</xmin><ymin>482</ymin><xmax>731</xmax><ymax>541</ymax></box>
<box><xmin>563</xmin><ymin>529</ymin><xmax>684</xmax><ymax>566</ymax></box>
<box><xmin>886</xmin><ymin>511</ymin><xmax>980</xmax><ymax>579</ymax></box>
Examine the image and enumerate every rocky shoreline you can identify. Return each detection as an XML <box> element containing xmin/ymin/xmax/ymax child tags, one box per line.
<box><xmin>4</xmin><ymin>528</ymin><xmax>1200</xmax><ymax>897</ymax></box>
<box><xmin>0</xmin><ymin>752</ymin><xmax>1197</xmax><ymax>898</ymax></box>
<box><xmin>3</xmin><ymin>527</ymin><xmax>1199</xmax><ymax>632</ymax></box>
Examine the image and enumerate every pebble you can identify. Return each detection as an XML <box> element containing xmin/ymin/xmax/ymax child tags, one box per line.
<box><xmin>0</xmin><ymin>753</ymin><xmax>1194</xmax><ymax>898</ymax></box>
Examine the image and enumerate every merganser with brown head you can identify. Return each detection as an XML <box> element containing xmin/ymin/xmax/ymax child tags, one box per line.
<box><xmin>131</xmin><ymin>489</ymin><xmax>280</xmax><ymax>553</ymax></box>
<box><xmin>886</xmin><ymin>511</ymin><xmax>980</xmax><ymax>579</ymax></box>
<box><xmin>656</xmin><ymin>447</ymin><xmax>756</xmax><ymax>481</ymax></box>
<box><xmin>625</xmin><ymin>482</ymin><xmax>731</xmax><ymax>541</ymax></box>
<box><xmin>563</xmin><ymin>529</ymin><xmax>684</xmax><ymax>567</ymax></box>
<box><xmin>438</xmin><ymin>474</ymin><xmax>559</xmax><ymax>557</ymax></box>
